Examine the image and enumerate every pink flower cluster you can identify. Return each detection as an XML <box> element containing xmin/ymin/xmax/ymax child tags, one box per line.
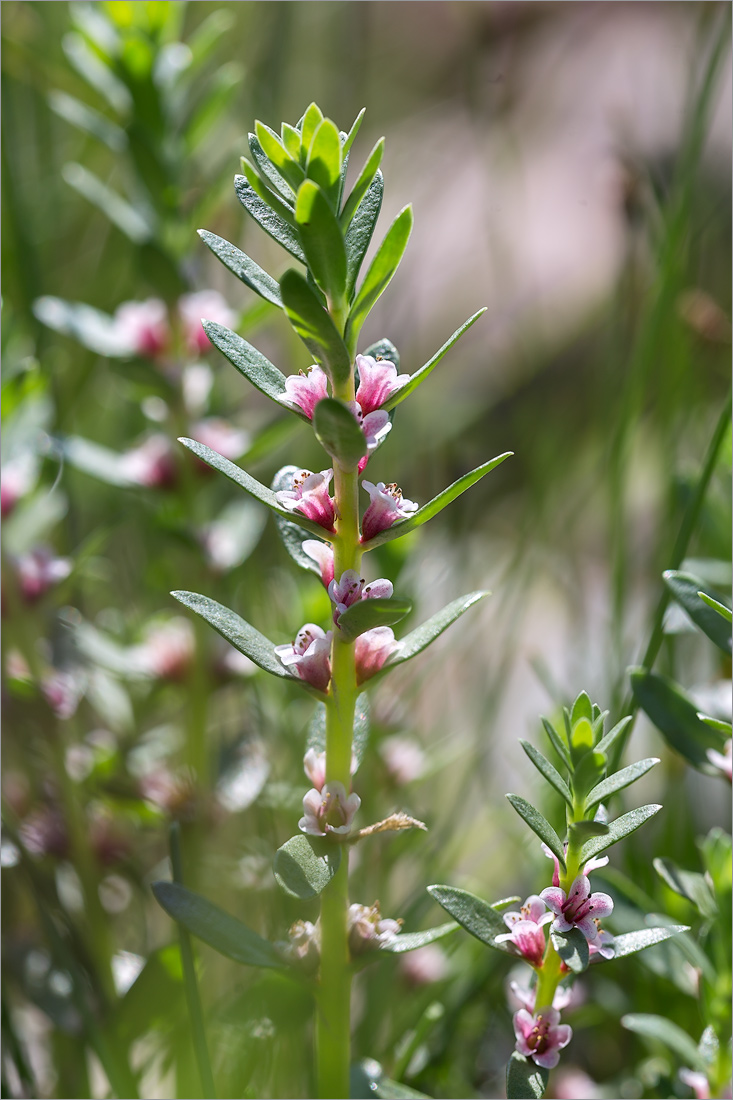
<box><xmin>113</xmin><ymin>291</ymin><xmax>234</xmax><ymax>360</ymax></box>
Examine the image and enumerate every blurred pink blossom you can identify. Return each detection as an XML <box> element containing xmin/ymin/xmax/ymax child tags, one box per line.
<box><xmin>114</xmin><ymin>298</ymin><xmax>170</xmax><ymax>358</ymax></box>
<box><xmin>121</xmin><ymin>434</ymin><xmax>177</xmax><ymax>488</ymax></box>
<box><xmin>380</xmin><ymin>735</ymin><xmax>426</xmax><ymax>785</ymax></box>
<box><xmin>399</xmin><ymin>944</ymin><xmax>449</xmax><ymax>986</ymax></box>
<box><xmin>14</xmin><ymin>547</ymin><xmax>71</xmax><ymax>603</ymax></box>
<box><xmin>179</xmin><ymin>291</ymin><xmax>235</xmax><ymax>355</ymax></box>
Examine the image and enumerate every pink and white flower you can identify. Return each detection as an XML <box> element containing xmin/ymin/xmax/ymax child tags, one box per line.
<box><xmin>399</xmin><ymin>944</ymin><xmax>449</xmax><ymax>986</ymax></box>
<box><xmin>179</xmin><ymin>291</ymin><xmax>235</xmax><ymax>355</ymax></box>
<box><xmin>303</xmin><ymin>748</ymin><xmax>357</xmax><ymax>792</ymax></box>
<box><xmin>299</xmin><ymin>782</ymin><xmax>360</xmax><ymax>835</ymax></box>
<box><xmin>355</xmin><ymin>354</ymin><xmax>409</xmax><ymax>415</ymax></box>
<box><xmin>496</xmin><ymin>895</ymin><xmax>553</xmax><ymax>967</ymax></box>
<box><xmin>540</xmin><ymin>876</ymin><xmax>613</xmax><ymax>943</ymax></box>
<box><xmin>706</xmin><ymin>739</ymin><xmax>732</xmax><ymax>783</ymax></box>
<box><xmin>302</xmin><ymin>540</ymin><xmax>335</xmax><ymax>587</ymax></box>
<box><xmin>345</xmin><ymin>401</ymin><xmax>392</xmax><ymax>460</ymax></box>
<box><xmin>679</xmin><ymin>1068</ymin><xmax>712</xmax><ymax>1100</ymax></box>
<box><xmin>278</xmin><ymin>366</ymin><xmax>329</xmax><ymax>419</ymax></box>
<box><xmin>114</xmin><ymin>299</ymin><xmax>170</xmax><ymax>359</ymax></box>
<box><xmin>354</xmin><ymin>626</ymin><xmax>399</xmax><ymax>683</ymax></box>
<box><xmin>276</xmin><ymin>469</ymin><xmax>336</xmax><ymax>532</ymax></box>
<box><xmin>42</xmin><ymin>669</ymin><xmax>85</xmax><ymax>720</ymax></box>
<box><xmin>347</xmin><ymin>902</ymin><xmax>402</xmax><ymax>954</ymax></box>
<box><xmin>379</xmin><ymin>735</ymin><xmax>426</xmax><ymax>785</ymax></box>
<box><xmin>587</xmin><ymin>927</ymin><xmax>615</xmax><ymax>959</ymax></box>
<box><xmin>275</xmin><ymin>623</ymin><xmax>332</xmax><ymax>692</ymax></box>
<box><xmin>15</xmin><ymin>547</ymin><xmax>72</xmax><ymax>603</ymax></box>
<box><xmin>1</xmin><ymin>455</ymin><xmax>37</xmax><ymax>517</ymax></box>
<box><xmin>328</xmin><ymin>569</ymin><xmax>394</xmax><ymax>626</ymax></box>
<box><xmin>361</xmin><ymin>481</ymin><xmax>418</xmax><ymax>543</ymax></box>
<box><xmin>121</xmin><ymin>434</ymin><xmax>177</xmax><ymax>488</ymax></box>
<box><xmin>190</xmin><ymin>418</ymin><xmax>249</xmax><ymax>462</ymax></box>
<box><xmin>513</xmin><ymin>1006</ymin><xmax>572</xmax><ymax>1069</ymax></box>
<box><xmin>139</xmin><ymin>617</ymin><xmax>195</xmax><ymax>681</ymax></box>
<box><xmin>285</xmin><ymin>919</ymin><xmax>321</xmax><ymax>970</ymax></box>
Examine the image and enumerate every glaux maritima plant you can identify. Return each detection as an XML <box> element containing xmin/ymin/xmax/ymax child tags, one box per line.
<box><xmin>151</xmin><ymin>103</ymin><xmax>511</xmax><ymax>1098</ymax></box>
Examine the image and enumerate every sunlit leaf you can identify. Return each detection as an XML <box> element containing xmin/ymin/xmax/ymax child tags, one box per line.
<box><xmin>600</xmin><ymin>925</ymin><xmax>689</xmax><ymax>961</ymax></box>
<box><xmin>379</xmin><ymin>922</ymin><xmax>457</xmax><ymax>954</ymax></box>
<box><xmin>295</xmin><ymin>181</ymin><xmax>348</xmax><ymax>302</ymax></box>
<box><xmin>345</xmin><ymin>170</ymin><xmax>383</xmax><ymax>300</ymax></box>
<box><xmin>280</xmin><ymin>269</ymin><xmax>352</xmax><ymax>385</ymax></box>
<box><xmin>337</xmin><ymin>598</ymin><xmax>412</xmax><ymax>642</ymax></box>
<box><xmin>426</xmin><ymin>885</ymin><xmax>514</xmax><ymax>953</ymax></box>
<box><xmin>580</xmin><ymin>804</ymin><xmax>662</xmax><ymax>861</ymax></box>
<box><xmin>341</xmin><ymin>138</ymin><xmax>385</xmax><ymax>229</ymax></box>
<box><xmin>519</xmin><ymin>740</ymin><xmax>572</xmax><ymax>806</ymax></box>
<box><xmin>198</xmin><ymin>231</ymin><xmax>282</xmax><ymax>308</ymax></box>
<box><xmin>585</xmin><ymin>758</ymin><xmax>659</xmax><ymax>810</ymax></box>
<box><xmin>234</xmin><ymin>174</ymin><xmax>305</xmax><ymax>262</ymax></box>
<box><xmin>346</xmin><ymin>206</ymin><xmax>413</xmax><ymax>348</ymax></box>
<box><xmin>506</xmin><ymin>795</ymin><xmax>566</xmax><ymax>867</ymax></box>
<box><xmin>384</xmin><ymin>309</ymin><xmax>487</xmax><ymax>410</ymax></box>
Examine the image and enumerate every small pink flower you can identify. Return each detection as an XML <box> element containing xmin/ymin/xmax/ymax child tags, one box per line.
<box><xmin>285</xmin><ymin>919</ymin><xmax>320</xmax><ymax>971</ymax></box>
<box><xmin>496</xmin><ymin>895</ymin><xmax>553</xmax><ymax>967</ymax></box>
<box><xmin>541</xmin><ymin>842</ymin><xmax>609</xmax><ymax>887</ymax></box>
<box><xmin>276</xmin><ymin>469</ymin><xmax>336</xmax><ymax>532</ymax></box>
<box><xmin>179</xmin><ymin>291</ymin><xmax>235</xmax><ymax>355</ymax></box>
<box><xmin>1</xmin><ymin>456</ymin><xmax>37</xmax><ymax>517</ymax></box>
<box><xmin>303</xmin><ymin>748</ymin><xmax>357</xmax><ymax>792</ymax></box>
<box><xmin>361</xmin><ymin>480</ymin><xmax>418</xmax><ymax>542</ymax></box>
<box><xmin>275</xmin><ymin>623</ymin><xmax>332</xmax><ymax>692</ymax></box>
<box><xmin>706</xmin><ymin>740</ymin><xmax>732</xmax><ymax>782</ymax></box>
<box><xmin>347</xmin><ymin>902</ymin><xmax>402</xmax><ymax>954</ymax></box>
<box><xmin>114</xmin><ymin>299</ymin><xmax>170</xmax><ymax>359</ymax></box>
<box><xmin>302</xmin><ymin>540</ymin><xmax>335</xmax><ymax>587</ymax></box>
<box><xmin>379</xmin><ymin>735</ymin><xmax>426</xmax><ymax>785</ymax></box>
<box><xmin>354</xmin><ymin>627</ymin><xmax>399</xmax><ymax>683</ymax></box>
<box><xmin>279</xmin><ymin>366</ymin><xmax>329</xmax><ymax>419</ymax></box>
<box><xmin>540</xmin><ymin>876</ymin><xmax>613</xmax><ymax>943</ymax></box>
<box><xmin>355</xmin><ymin>354</ymin><xmax>409</xmax><ymax>415</ymax></box>
<box><xmin>346</xmin><ymin>402</ymin><xmax>392</xmax><ymax>455</ymax></box>
<box><xmin>328</xmin><ymin>569</ymin><xmax>394</xmax><ymax>626</ymax></box>
<box><xmin>15</xmin><ymin>547</ymin><xmax>72</xmax><ymax>603</ymax></box>
<box><xmin>513</xmin><ymin>1006</ymin><xmax>572</xmax><ymax>1069</ymax></box>
<box><xmin>42</xmin><ymin>669</ymin><xmax>84</xmax><ymax>720</ymax></box>
<box><xmin>20</xmin><ymin>806</ymin><xmax>69</xmax><ymax>859</ymax></box>
<box><xmin>121</xmin><ymin>434</ymin><xmax>177</xmax><ymax>488</ymax></box>
<box><xmin>509</xmin><ymin>980</ymin><xmax>573</xmax><ymax>1014</ymax></box>
<box><xmin>679</xmin><ymin>1068</ymin><xmax>712</xmax><ymax>1100</ymax></box>
<box><xmin>139</xmin><ymin>618</ymin><xmax>195</xmax><ymax>681</ymax></box>
<box><xmin>400</xmin><ymin>944</ymin><xmax>449</xmax><ymax>986</ymax></box>
<box><xmin>553</xmin><ymin>1068</ymin><xmax>600</xmax><ymax>1099</ymax></box>
<box><xmin>190</xmin><ymin>418</ymin><xmax>249</xmax><ymax>462</ymax></box>
<box><xmin>299</xmin><ymin>782</ymin><xmax>360</xmax><ymax>835</ymax></box>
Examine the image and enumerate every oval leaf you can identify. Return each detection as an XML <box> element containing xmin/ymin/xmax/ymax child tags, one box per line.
<box><xmin>663</xmin><ymin>570</ymin><xmax>731</xmax><ymax>653</ymax></box>
<box><xmin>273</xmin><ymin>834</ymin><xmax>341</xmax><ymax>899</ymax></box>
<box><xmin>312</xmin><ymin>398</ymin><xmax>366</xmax><ymax>468</ymax></box>
<box><xmin>295</xmin><ymin>180</ymin><xmax>347</xmax><ymax>302</ymax></box>
<box><xmin>506</xmin><ymin>1052</ymin><xmax>549</xmax><ymax>1100</ymax></box>
<box><xmin>580</xmin><ymin>804</ymin><xmax>662</xmax><ymax>862</ymax></box>
<box><xmin>551</xmin><ymin>927</ymin><xmax>589</xmax><ymax>973</ymax></box>
<box><xmin>337</xmin><ymin>597</ymin><xmax>412</xmax><ymax>642</ymax></box>
<box><xmin>384</xmin><ymin>309</ymin><xmax>487</xmax><ymax>411</ymax></box>
<box><xmin>506</xmin><ymin>795</ymin><xmax>566</xmax><ymax>868</ymax></box>
<box><xmin>426</xmin><ymin>885</ymin><xmax>513</xmax><ymax>953</ymax></box>
<box><xmin>198</xmin><ymin>231</ymin><xmax>282</xmax><ymax>308</ymax></box>
<box><xmin>152</xmin><ymin>881</ymin><xmax>286</xmax><ymax>969</ymax></box>
<box><xmin>280</xmin><ymin>269</ymin><xmax>352</xmax><ymax>386</ymax></box>
<box><xmin>585</xmin><ymin>758</ymin><xmax>660</xmax><ymax>811</ymax></box>
<box><xmin>630</xmin><ymin>667</ymin><xmax>727</xmax><ymax>772</ymax></box>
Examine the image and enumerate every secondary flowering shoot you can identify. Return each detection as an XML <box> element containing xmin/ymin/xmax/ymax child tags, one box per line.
<box><xmin>276</xmin><ymin>469</ymin><xmax>336</xmax><ymax>531</ymax></box>
<box><xmin>275</xmin><ymin>624</ymin><xmax>332</xmax><ymax>692</ymax></box>
<box><xmin>361</xmin><ymin>480</ymin><xmax>419</xmax><ymax>542</ymax></box>
<box><xmin>513</xmin><ymin>1007</ymin><xmax>573</xmax><ymax>1070</ymax></box>
<box><xmin>540</xmin><ymin>876</ymin><xmax>614</xmax><ymax>944</ymax></box>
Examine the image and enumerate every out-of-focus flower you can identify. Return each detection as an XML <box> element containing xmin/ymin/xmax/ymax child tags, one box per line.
<box><xmin>303</xmin><ymin>748</ymin><xmax>357</xmax><ymax>792</ymax></box>
<box><xmin>541</xmin><ymin>876</ymin><xmax>613</xmax><ymax>943</ymax></box>
<box><xmin>114</xmin><ymin>298</ymin><xmax>170</xmax><ymax>358</ymax></box>
<box><xmin>276</xmin><ymin>469</ymin><xmax>336</xmax><ymax>532</ymax></box>
<box><xmin>707</xmin><ymin>739</ymin><xmax>732</xmax><ymax>783</ymax></box>
<box><xmin>190</xmin><ymin>418</ymin><xmax>249</xmax><ymax>462</ymax></box>
<box><xmin>299</xmin><ymin>782</ymin><xmax>360</xmax><ymax>835</ymax></box>
<box><xmin>179</xmin><ymin>291</ymin><xmax>235</xmax><ymax>355</ymax></box>
<box><xmin>354</xmin><ymin>627</ymin><xmax>399</xmax><ymax>684</ymax></box>
<box><xmin>14</xmin><ymin>547</ymin><xmax>72</xmax><ymax>603</ymax></box>
<box><xmin>1</xmin><ymin>455</ymin><xmax>38</xmax><ymax>517</ymax></box>
<box><xmin>355</xmin><ymin>354</ymin><xmax>409</xmax><ymax>415</ymax></box>
<box><xmin>89</xmin><ymin>812</ymin><xmax>130</xmax><ymax>866</ymax></box>
<box><xmin>347</xmin><ymin>902</ymin><xmax>402</xmax><ymax>954</ymax></box>
<box><xmin>303</xmin><ymin>540</ymin><xmax>335</xmax><ymax>588</ymax></box>
<box><xmin>496</xmin><ymin>895</ymin><xmax>553</xmax><ymax>967</ymax></box>
<box><xmin>328</xmin><ymin>569</ymin><xmax>394</xmax><ymax>626</ymax></box>
<box><xmin>275</xmin><ymin>624</ymin><xmax>333</xmax><ymax>692</ymax></box>
<box><xmin>361</xmin><ymin>481</ymin><xmax>418</xmax><ymax>542</ymax></box>
<box><xmin>278</xmin><ymin>366</ymin><xmax>330</xmax><ymax>419</ymax></box>
<box><xmin>284</xmin><ymin>920</ymin><xmax>320</xmax><ymax>972</ymax></box>
<box><xmin>553</xmin><ymin>1067</ymin><xmax>601</xmax><ymax>1099</ymax></box>
<box><xmin>679</xmin><ymin>1068</ymin><xmax>712</xmax><ymax>1100</ymax></box>
<box><xmin>678</xmin><ymin>288</ymin><xmax>732</xmax><ymax>345</ymax></box>
<box><xmin>399</xmin><ymin>944</ymin><xmax>449</xmax><ymax>986</ymax></box>
<box><xmin>379</xmin><ymin>735</ymin><xmax>426</xmax><ymax>785</ymax></box>
<box><xmin>121</xmin><ymin>434</ymin><xmax>177</xmax><ymax>488</ymax></box>
<box><xmin>513</xmin><ymin>1006</ymin><xmax>572</xmax><ymax>1069</ymax></box>
<box><xmin>138</xmin><ymin>618</ymin><xmax>195</xmax><ymax>681</ymax></box>
<box><xmin>139</xmin><ymin>767</ymin><xmax>197</xmax><ymax>821</ymax></box>
<box><xmin>42</xmin><ymin>669</ymin><xmax>84</xmax><ymax>720</ymax></box>
<box><xmin>587</xmin><ymin>926</ymin><xmax>615</xmax><ymax>959</ymax></box>
<box><xmin>20</xmin><ymin>806</ymin><xmax>69</xmax><ymax>859</ymax></box>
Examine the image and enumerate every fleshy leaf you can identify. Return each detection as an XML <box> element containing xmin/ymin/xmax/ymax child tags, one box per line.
<box><xmin>254</xmin><ymin>120</ymin><xmax>304</xmax><ymax>191</ymax></box>
<box><xmin>361</xmin><ymin>453</ymin><xmax>513</xmax><ymax>549</ymax></box>
<box><xmin>602</xmin><ymin>925</ymin><xmax>689</xmax><ymax>961</ymax></box>
<box><xmin>312</xmin><ymin>398</ymin><xmax>367</xmax><ymax>468</ymax></box>
<box><xmin>585</xmin><ymin>758</ymin><xmax>660</xmax><ymax>810</ymax></box>
<box><xmin>178</xmin><ymin>438</ymin><xmax>332</xmax><ymax>539</ymax></box>
<box><xmin>580</xmin><ymin>804</ymin><xmax>662</xmax><ymax>861</ymax></box>
<box><xmin>506</xmin><ymin>1052</ymin><xmax>549</xmax><ymax>1100</ymax></box>
<box><xmin>663</xmin><ymin>570</ymin><xmax>732</xmax><ymax>653</ymax></box>
<box><xmin>375</xmin><ymin>591</ymin><xmax>488</xmax><ymax>678</ymax></box>
<box><xmin>295</xmin><ymin>181</ymin><xmax>348</xmax><ymax>302</ymax></box>
<box><xmin>551</xmin><ymin>927</ymin><xmax>589</xmax><ymax>973</ymax></box>
<box><xmin>540</xmin><ymin>717</ymin><xmax>572</xmax><ymax>770</ymax></box>
<box><xmin>151</xmin><ymin>882</ymin><xmax>286</xmax><ymax>969</ymax></box>
<box><xmin>346</xmin><ymin>206</ymin><xmax>413</xmax><ymax>348</ymax></box>
<box><xmin>234</xmin><ymin>174</ymin><xmax>306</xmax><ymax>262</ymax></box>
<box><xmin>384</xmin><ymin>309</ymin><xmax>487</xmax><ymax>410</ymax></box>
<box><xmin>280</xmin><ymin>269</ymin><xmax>352</xmax><ymax>386</ymax></box>
<box><xmin>300</xmin><ymin>103</ymin><xmax>324</xmax><ymax>150</ymax></box>
<box><xmin>337</xmin><ymin>598</ymin><xmax>412</xmax><ymax>641</ymax></box>
<box><xmin>247</xmin><ymin>131</ymin><xmax>296</xmax><ymax>204</ymax></box>
<box><xmin>506</xmin><ymin>795</ymin><xmax>566</xmax><ymax>867</ymax></box>
<box><xmin>379</xmin><ymin>922</ymin><xmax>457</xmax><ymax>954</ymax></box>
<box><xmin>273</xmin><ymin>834</ymin><xmax>341</xmax><ymax>899</ymax></box>
<box><xmin>198</xmin><ymin>231</ymin><xmax>282</xmax><ymax>308</ymax></box>
<box><xmin>345</xmin><ymin>170</ymin><xmax>384</xmax><ymax>300</ymax></box>
<box><xmin>305</xmin><ymin>118</ymin><xmax>342</xmax><ymax>203</ymax></box>
<box><xmin>519</xmin><ymin>740</ymin><xmax>572</xmax><ymax>806</ymax></box>
<box><xmin>653</xmin><ymin>858</ymin><xmax>718</xmax><ymax>918</ymax></box>
<box><xmin>340</xmin><ymin>137</ymin><xmax>385</xmax><ymax>229</ymax></box>
<box><xmin>307</xmin><ymin>693</ymin><xmax>370</xmax><ymax>770</ymax></box>
<box><xmin>201</xmin><ymin>322</ymin><xmax>289</xmax><ymax>405</ymax></box>
<box><xmin>630</xmin><ymin>667</ymin><xmax>727</xmax><ymax>772</ymax></box>
<box><xmin>621</xmin><ymin>1014</ymin><xmax>706</xmax><ymax>1072</ymax></box>
<box><xmin>426</xmin><ymin>885</ymin><xmax>514</xmax><ymax>953</ymax></box>
<box><xmin>594</xmin><ymin>715</ymin><xmax>633</xmax><ymax>756</ymax></box>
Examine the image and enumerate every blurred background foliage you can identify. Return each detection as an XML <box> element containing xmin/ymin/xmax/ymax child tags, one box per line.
<box><xmin>1</xmin><ymin>2</ymin><xmax>731</xmax><ymax>1098</ymax></box>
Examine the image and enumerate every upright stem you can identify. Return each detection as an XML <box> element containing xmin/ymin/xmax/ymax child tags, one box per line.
<box><xmin>316</xmin><ymin>369</ymin><xmax>362</xmax><ymax>1098</ymax></box>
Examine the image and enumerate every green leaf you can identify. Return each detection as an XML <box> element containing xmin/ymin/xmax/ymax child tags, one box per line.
<box><xmin>361</xmin><ymin>337</ymin><xmax>400</xmax><ymax>370</ymax></box>
<box><xmin>279</xmin><ymin>269</ymin><xmax>352</xmax><ymax>386</ymax></box>
<box><xmin>569</xmin><ymin>717</ymin><xmax>594</xmax><ymax>762</ymax></box>
<box><xmin>506</xmin><ymin>1052</ymin><xmax>549</xmax><ymax>1100</ymax></box>
<box><xmin>426</xmin><ymin>885</ymin><xmax>513</xmax><ymax>953</ymax></box>
<box><xmin>585</xmin><ymin>758</ymin><xmax>660</xmax><ymax>810</ymax></box>
<box><xmin>307</xmin><ymin>693</ymin><xmax>371</xmax><ymax>770</ymax></box>
<box><xmin>506</xmin><ymin>795</ymin><xmax>566</xmax><ymax>867</ymax></box>
<box><xmin>337</xmin><ymin>598</ymin><xmax>412</xmax><ymax>642</ymax></box>
<box><xmin>306</xmin><ymin>118</ymin><xmax>342</xmax><ymax>202</ymax></box>
<box><xmin>345</xmin><ymin>169</ymin><xmax>383</xmax><ymax>299</ymax></box>
<box><xmin>384</xmin><ymin>309</ymin><xmax>487</xmax><ymax>411</ymax></box>
<box><xmin>698</xmin><ymin>590</ymin><xmax>732</xmax><ymax>623</ymax></box>
<box><xmin>540</xmin><ymin>716</ymin><xmax>572</xmax><ymax>770</ymax></box>
<box><xmin>300</xmin><ymin>103</ymin><xmax>324</xmax><ymax>152</ymax></box>
<box><xmin>281</xmin><ymin>121</ymin><xmax>302</xmax><ymax>159</ymax></box>
<box><xmin>377</xmin><ymin>591</ymin><xmax>488</xmax><ymax>677</ymax></box>
<box><xmin>247</xmin><ymin>131</ymin><xmax>296</xmax><ymax>204</ymax></box>
<box><xmin>361</xmin><ymin>453</ymin><xmax>513</xmax><ymax>549</ymax></box>
<box><xmin>698</xmin><ymin>712</ymin><xmax>732</xmax><ymax>735</ymax></box>
<box><xmin>234</xmin><ymin>174</ymin><xmax>306</xmax><ymax>262</ymax></box>
<box><xmin>580</xmin><ymin>804</ymin><xmax>662</xmax><ymax>861</ymax></box>
<box><xmin>571</xmin><ymin>750</ymin><xmax>606</xmax><ymax>803</ymax></box>
<box><xmin>198</xmin><ymin>231</ymin><xmax>282</xmax><ymax>308</ymax></box>
<box><xmin>273</xmin><ymin>834</ymin><xmax>341</xmax><ymax>899</ymax></box>
<box><xmin>379</xmin><ymin>922</ymin><xmax>457</xmax><ymax>954</ymax></box>
<box><xmin>519</xmin><ymin>740</ymin><xmax>572</xmax><ymax>806</ymax></box>
<box><xmin>595</xmin><ymin>715</ymin><xmax>633</xmax><ymax>756</ymax></box>
<box><xmin>346</xmin><ymin>206</ymin><xmax>413</xmax><ymax>348</ymax></box>
<box><xmin>152</xmin><ymin>881</ymin><xmax>286</xmax><ymax>969</ymax></box>
<box><xmin>377</xmin><ymin>1080</ymin><xmax>429</xmax><ymax>1100</ymax></box>
<box><xmin>201</xmin><ymin>321</ymin><xmax>288</xmax><ymax>404</ymax></box>
<box><xmin>663</xmin><ymin>570</ymin><xmax>731</xmax><ymax>653</ymax></box>
<box><xmin>567</xmin><ymin>820</ymin><xmax>609</xmax><ymax>845</ymax></box>
<box><xmin>630</xmin><ymin>667</ymin><xmax>727</xmax><ymax>772</ymax></box>
<box><xmin>621</xmin><ymin>1014</ymin><xmax>706</xmax><ymax>1072</ymax></box>
<box><xmin>177</xmin><ymin>437</ymin><xmax>332</xmax><ymax>539</ymax></box>
<box><xmin>340</xmin><ymin>138</ymin><xmax>385</xmax><ymax>229</ymax></box>
<box><xmin>295</xmin><ymin>181</ymin><xmax>348</xmax><ymax>301</ymax></box>
<box><xmin>551</xmin><ymin>928</ymin><xmax>588</xmax><ymax>973</ymax></box>
<box><xmin>49</xmin><ymin>90</ymin><xmax>126</xmax><ymax>151</ymax></box>
<box><xmin>170</xmin><ymin>590</ymin><xmax>302</xmax><ymax>685</ymax></box>
<box><xmin>341</xmin><ymin>107</ymin><xmax>366</xmax><ymax>157</ymax></box>
<box><xmin>312</xmin><ymin>397</ymin><xmax>365</xmax><ymax>468</ymax></box>
<box><xmin>571</xmin><ymin>691</ymin><xmax>593</xmax><ymax>725</ymax></box>
<box><xmin>604</xmin><ymin>925</ymin><xmax>689</xmax><ymax>961</ymax></box>
<box><xmin>255</xmin><ymin>120</ymin><xmax>304</xmax><ymax>191</ymax></box>
<box><xmin>62</xmin><ymin>163</ymin><xmax>152</xmax><ymax>243</ymax></box>
<box><xmin>653</xmin><ymin>858</ymin><xmax>718</xmax><ymax>918</ymax></box>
